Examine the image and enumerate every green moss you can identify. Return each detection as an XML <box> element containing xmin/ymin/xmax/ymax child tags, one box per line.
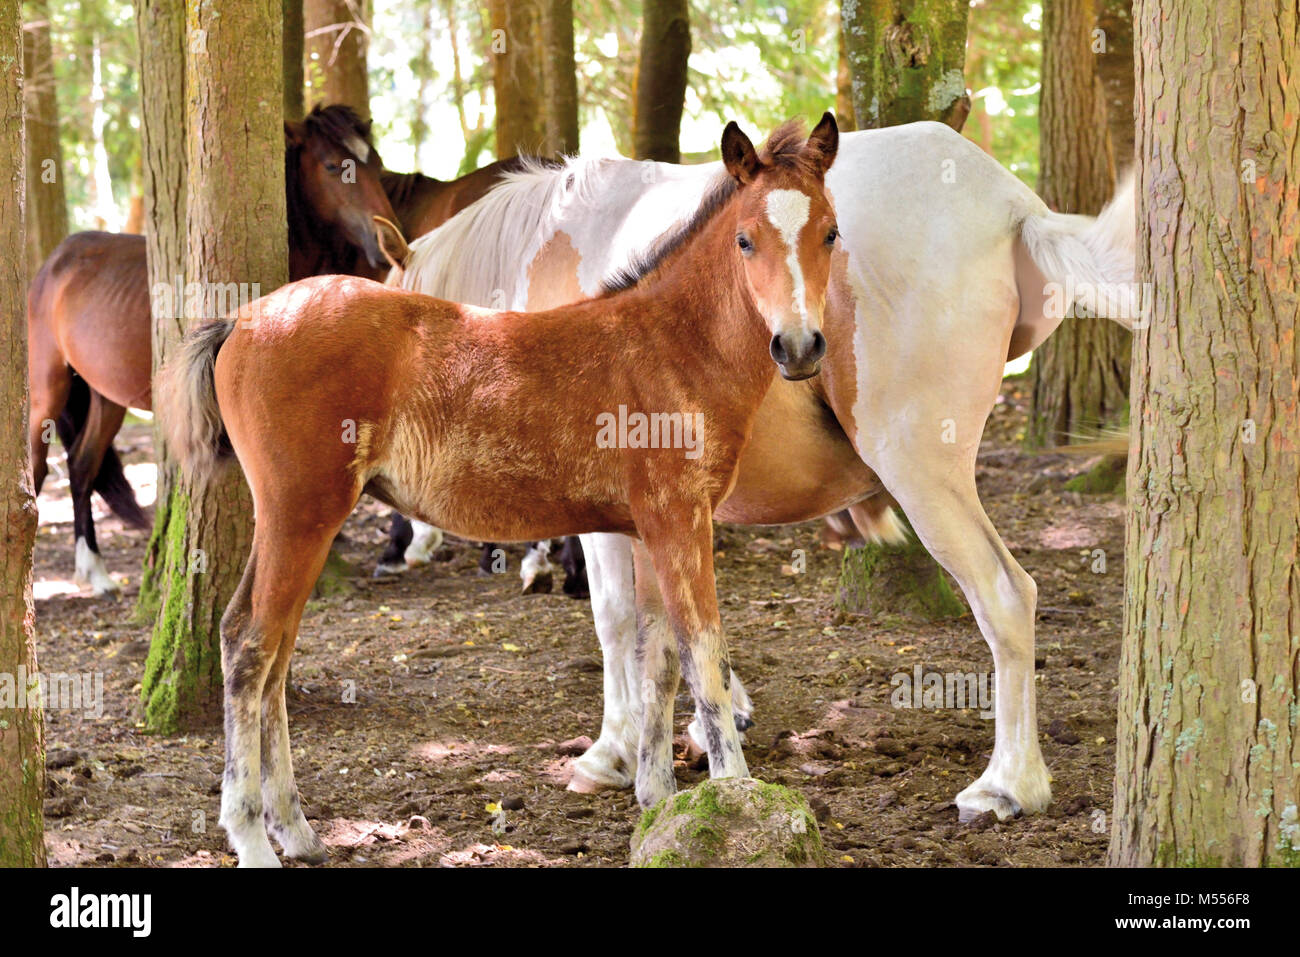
<box><xmin>139</xmin><ymin>485</ymin><xmax>222</xmax><ymax>733</ymax></box>
<box><xmin>837</xmin><ymin>525</ymin><xmax>965</xmax><ymax>621</ymax></box>
<box><xmin>1064</xmin><ymin>454</ymin><xmax>1126</xmax><ymax>495</ymax></box>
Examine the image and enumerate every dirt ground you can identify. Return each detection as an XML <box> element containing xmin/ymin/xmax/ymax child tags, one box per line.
<box><xmin>33</xmin><ymin>380</ymin><xmax>1123</xmax><ymax>867</ymax></box>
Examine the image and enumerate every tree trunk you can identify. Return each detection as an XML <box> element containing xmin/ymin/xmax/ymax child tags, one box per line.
<box><xmin>1093</xmin><ymin>0</ymin><xmax>1134</xmax><ymax>169</ymax></box>
<box><xmin>283</xmin><ymin>0</ymin><xmax>304</xmax><ymax>121</ymax></box>
<box><xmin>141</xmin><ymin>0</ymin><xmax>288</xmax><ymax>733</ymax></box>
<box><xmin>303</xmin><ymin>0</ymin><xmax>368</xmax><ymax>118</ymax></box>
<box><xmin>135</xmin><ymin>0</ymin><xmax>188</xmax><ymax>625</ymax></box>
<box><xmin>1109</xmin><ymin>0</ymin><xmax>1300</xmax><ymax>867</ymax></box>
<box><xmin>632</xmin><ymin>0</ymin><xmax>689</xmax><ymax>162</ymax></box>
<box><xmin>1027</xmin><ymin>0</ymin><xmax>1129</xmax><ymax>451</ymax></box>
<box><xmin>0</xmin><ymin>0</ymin><xmax>45</xmax><ymax>868</ymax></box>
<box><xmin>539</xmin><ymin>0</ymin><xmax>578</xmax><ymax>156</ymax></box>
<box><xmin>835</xmin><ymin>13</ymin><xmax>856</xmax><ymax>131</ymax></box>
<box><xmin>841</xmin><ymin>0</ymin><xmax>971</xmax><ymax>131</ymax></box>
<box><xmin>836</xmin><ymin>0</ymin><xmax>971</xmax><ymax>620</ymax></box>
<box><xmin>488</xmin><ymin>0</ymin><xmax>545</xmax><ymax>159</ymax></box>
<box><xmin>22</xmin><ymin>0</ymin><xmax>67</xmax><ymax>277</ymax></box>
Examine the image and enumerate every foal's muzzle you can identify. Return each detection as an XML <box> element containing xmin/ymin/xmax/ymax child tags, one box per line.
<box><xmin>770</xmin><ymin>330</ymin><xmax>826</xmax><ymax>380</ymax></box>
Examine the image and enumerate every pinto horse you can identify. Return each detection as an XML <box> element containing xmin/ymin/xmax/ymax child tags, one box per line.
<box><xmin>27</xmin><ymin>105</ymin><xmax>400</xmax><ymax>595</ymax></box>
<box><xmin>159</xmin><ymin>116</ymin><xmax>840</xmax><ymax>866</ymax></box>
<box><xmin>391</xmin><ymin>121</ymin><xmax>1138</xmax><ymax>820</ymax></box>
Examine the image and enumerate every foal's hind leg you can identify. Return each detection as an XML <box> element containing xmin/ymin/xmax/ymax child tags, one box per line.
<box><xmin>68</xmin><ymin>391</ymin><xmax>127</xmax><ymax>596</ymax></box>
<box><xmin>221</xmin><ymin>498</ymin><xmax>355</xmax><ymax>867</ymax></box>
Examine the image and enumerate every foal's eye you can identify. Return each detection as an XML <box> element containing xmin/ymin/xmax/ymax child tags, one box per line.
<box><xmin>737</xmin><ymin>235</ymin><xmax>753</xmax><ymax>254</ymax></box>
<box><xmin>325</xmin><ymin>162</ymin><xmax>342</xmax><ymax>174</ymax></box>
<box><xmin>825</xmin><ymin>227</ymin><xmax>839</xmax><ymax>246</ymax></box>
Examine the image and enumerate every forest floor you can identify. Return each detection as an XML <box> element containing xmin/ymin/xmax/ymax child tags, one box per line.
<box><xmin>33</xmin><ymin>379</ymin><xmax>1124</xmax><ymax>868</ymax></box>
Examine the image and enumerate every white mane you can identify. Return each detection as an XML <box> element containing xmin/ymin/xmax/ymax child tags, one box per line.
<box><xmin>390</xmin><ymin>155</ymin><xmax>612</xmax><ymax>309</ymax></box>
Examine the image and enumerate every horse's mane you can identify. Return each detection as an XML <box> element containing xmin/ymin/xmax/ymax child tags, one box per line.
<box><xmin>390</xmin><ymin>154</ymin><xmax>609</xmax><ymax>307</ymax></box>
<box><xmin>299</xmin><ymin>103</ymin><xmax>374</xmax><ymax>162</ymax></box>
<box><xmin>380</xmin><ymin>169</ymin><xmax>437</xmax><ymax>209</ymax></box>
<box><xmin>600</xmin><ymin>119</ymin><xmax>811</xmax><ymax>294</ymax></box>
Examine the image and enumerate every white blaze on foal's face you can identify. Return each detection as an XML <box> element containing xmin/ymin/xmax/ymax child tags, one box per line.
<box><xmin>720</xmin><ymin>114</ymin><xmax>840</xmax><ymax>379</ymax></box>
<box><xmin>765</xmin><ymin>188</ymin><xmax>813</xmax><ymax>330</ymax></box>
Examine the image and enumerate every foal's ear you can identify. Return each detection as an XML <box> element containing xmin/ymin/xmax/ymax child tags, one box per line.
<box><xmin>284</xmin><ymin>120</ymin><xmax>305</xmax><ymax>148</ymax></box>
<box><xmin>721</xmin><ymin>121</ymin><xmax>762</xmax><ymax>185</ymax></box>
<box><xmin>374</xmin><ymin>215</ymin><xmax>410</xmax><ymax>274</ymax></box>
<box><xmin>804</xmin><ymin>112</ymin><xmax>839</xmax><ymax>174</ymax></box>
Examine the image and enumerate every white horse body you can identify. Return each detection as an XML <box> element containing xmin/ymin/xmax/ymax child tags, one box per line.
<box><xmin>394</xmin><ymin>121</ymin><xmax>1135</xmax><ymax>819</ymax></box>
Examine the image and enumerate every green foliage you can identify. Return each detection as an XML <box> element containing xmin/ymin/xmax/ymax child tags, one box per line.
<box><xmin>964</xmin><ymin>0</ymin><xmax>1041</xmax><ymax>186</ymax></box>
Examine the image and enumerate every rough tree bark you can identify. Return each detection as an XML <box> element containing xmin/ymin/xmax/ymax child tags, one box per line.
<box><xmin>841</xmin><ymin>0</ymin><xmax>971</xmax><ymax>131</ymax></box>
<box><xmin>135</xmin><ymin>0</ymin><xmax>188</xmax><ymax>624</ymax></box>
<box><xmin>836</xmin><ymin>13</ymin><xmax>857</xmax><ymax>131</ymax></box>
<box><xmin>539</xmin><ymin>0</ymin><xmax>578</xmax><ymax>156</ymax></box>
<box><xmin>303</xmin><ymin>0</ymin><xmax>368</xmax><ymax>118</ymax></box>
<box><xmin>632</xmin><ymin>0</ymin><xmax>689</xmax><ymax>162</ymax></box>
<box><xmin>488</xmin><ymin>0</ymin><xmax>545</xmax><ymax>159</ymax></box>
<box><xmin>1028</xmin><ymin>0</ymin><xmax>1129</xmax><ymax>454</ymax></box>
<box><xmin>141</xmin><ymin>0</ymin><xmax>288</xmax><ymax>733</ymax></box>
<box><xmin>1109</xmin><ymin>0</ymin><xmax>1300</xmax><ymax>867</ymax></box>
<box><xmin>22</xmin><ymin>0</ymin><xmax>67</xmax><ymax>276</ymax></box>
<box><xmin>284</xmin><ymin>0</ymin><xmax>304</xmax><ymax>121</ymax></box>
<box><xmin>0</xmin><ymin>0</ymin><xmax>45</xmax><ymax>868</ymax></box>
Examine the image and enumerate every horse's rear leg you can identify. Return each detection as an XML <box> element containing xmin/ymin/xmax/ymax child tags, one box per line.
<box><xmin>221</xmin><ymin>498</ymin><xmax>354</xmax><ymax>867</ymax></box>
<box><xmin>68</xmin><ymin>391</ymin><xmax>126</xmax><ymax>596</ymax></box>
<box><xmin>403</xmin><ymin>518</ymin><xmax>443</xmax><ymax>567</ymax></box>
<box><xmin>568</xmin><ymin>533</ymin><xmax>640</xmax><ymax>792</ymax></box>
<box><xmin>374</xmin><ymin>511</ymin><xmax>413</xmax><ymax>576</ymax></box>
<box><xmin>28</xmin><ymin>346</ymin><xmax>70</xmax><ymax>496</ymax></box>
<box><xmin>875</xmin><ymin>458</ymin><xmax>1050</xmax><ymax>820</ymax></box>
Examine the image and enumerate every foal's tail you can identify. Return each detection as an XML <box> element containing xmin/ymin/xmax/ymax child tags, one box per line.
<box><xmin>156</xmin><ymin>319</ymin><xmax>236</xmax><ymax>486</ymax></box>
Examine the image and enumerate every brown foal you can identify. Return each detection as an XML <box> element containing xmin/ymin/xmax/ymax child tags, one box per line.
<box><xmin>160</xmin><ymin>115</ymin><xmax>839</xmax><ymax>867</ymax></box>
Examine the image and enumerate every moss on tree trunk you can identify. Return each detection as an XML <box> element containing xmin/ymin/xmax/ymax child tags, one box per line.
<box><xmin>841</xmin><ymin>0</ymin><xmax>972</xmax><ymax>131</ymax></box>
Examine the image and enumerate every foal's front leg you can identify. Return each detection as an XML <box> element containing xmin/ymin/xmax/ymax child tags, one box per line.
<box><xmin>633</xmin><ymin>504</ymin><xmax>748</xmax><ymax>808</ymax></box>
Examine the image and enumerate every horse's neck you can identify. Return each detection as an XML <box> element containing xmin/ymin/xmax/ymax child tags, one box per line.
<box><xmin>622</xmin><ymin>216</ymin><xmax>774</xmax><ymax>406</ymax></box>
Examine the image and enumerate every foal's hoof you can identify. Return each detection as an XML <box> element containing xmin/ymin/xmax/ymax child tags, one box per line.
<box><xmin>280</xmin><ymin>830</ymin><xmax>331</xmax><ymax>865</ymax></box>
<box><xmin>372</xmin><ymin>561</ymin><xmax>406</xmax><ymax>578</ymax></box>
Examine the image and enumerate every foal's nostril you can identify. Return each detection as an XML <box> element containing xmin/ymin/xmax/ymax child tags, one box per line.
<box><xmin>769</xmin><ymin>334</ymin><xmax>789</xmax><ymax>365</ymax></box>
<box><xmin>809</xmin><ymin>330</ymin><xmax>826</xmax><ymax>361</ymax></box>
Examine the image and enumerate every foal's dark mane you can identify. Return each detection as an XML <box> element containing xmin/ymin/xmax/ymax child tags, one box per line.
<box><xmin>601</xmin><ymin>120</ymin><xmax>813</xmax><ymax>295</ymax></box>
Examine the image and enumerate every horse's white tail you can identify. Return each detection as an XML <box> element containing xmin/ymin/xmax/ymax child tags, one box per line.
<box><xmin>1017</xmin><ymin>172</ymin><xmax>1138</xmax><ymax>328</ymax></box>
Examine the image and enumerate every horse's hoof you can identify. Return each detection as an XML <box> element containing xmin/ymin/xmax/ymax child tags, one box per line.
<box><xmin>372</xmin><ymin>562</ymin><xmax>405</xmax><ymax>578</ymax></box>
<box><xmin>522</xmin><ymin>571</ymin><xmax>553</xmax><ymax>594</ymax></box>
<box><xmin>567</xmin><ymin>769</ymin><xmax>617</xmax><ymax>794</ymax></box>
<box><xmin>285</xmin><ymin>841</ymin><xmax>330</xmax><ymax>865</ymax></box>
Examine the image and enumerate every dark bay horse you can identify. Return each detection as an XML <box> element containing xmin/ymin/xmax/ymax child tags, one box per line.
<box><xmin>160</xmin><ymin>116</ymin><xmax>839</xmax><ymax>866</ymax></box>
<box><xmin>28</xmin><ymin>104</ymin><xmax>401</xmax><ymax>595</ymax></box>
<box><xmin>380</xmin><ymin>158</ymin><xmax>530</xmax><ymax>240</ymax></box>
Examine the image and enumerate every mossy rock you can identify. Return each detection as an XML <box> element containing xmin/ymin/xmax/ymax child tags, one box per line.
<box><xmin>630</xmin><ymin>779</ymin><xmax>827</xmax><ymax>868</ymax></box>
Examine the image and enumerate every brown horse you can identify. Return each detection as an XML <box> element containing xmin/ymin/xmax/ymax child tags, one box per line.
<box><xmin>159</xmin><ymin>115</ymin><xmax>839</xmax><ymax>866</ymax></box>
<box><xmin>380</xmin><ymin>158</ymin><xmax>532</xmax><ymax>240</ymax></box>
<box><xmin>28</xmin><ymin>105</ymin><xmax>400</xmax><ymax>595</ymax></box>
